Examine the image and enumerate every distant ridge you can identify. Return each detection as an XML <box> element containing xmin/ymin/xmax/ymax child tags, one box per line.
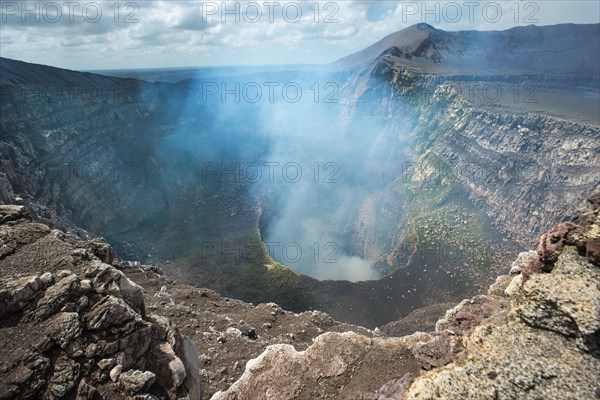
<box><xmin>334</xmin><ymin>23</ymin><xmax>600</xmax><ymax>78</ymax></box>
<box><xmin>3</xmin><ymin>23</ymin><xmax>598</xmax><ymax>83</ymax></box>
<box><xmin>0</xmin><ymin>57</ymin><xmax>137</xmax><ymax>86</ymax></box>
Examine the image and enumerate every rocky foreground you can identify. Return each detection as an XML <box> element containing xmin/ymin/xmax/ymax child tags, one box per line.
<box><xmin>1</xmin><ymin>193</ymin><xmax>599</xmax><ymax>399</ymax></box>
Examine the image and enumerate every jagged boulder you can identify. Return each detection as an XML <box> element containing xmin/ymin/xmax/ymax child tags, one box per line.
<box><xmin>84</xmin><ymin>294</ymin><xmax>138</xmax><ymax>330</ymax></box>
<box><xmin>517</xmin><ymin>248</ymin><xmax>600</xmax><ymax>348</ymax></box>
<box><xmin>0</xmin><ymin>205</ymin><xmax>29</xmax><ymax>225</ymax></box>
<box><xmin>0</xmin><ymin>264</ymin><xmax>200</xmax><ymax>399</ymax></box>
<box><xmin>32</xmin><ymin>272</ymin><xmax>83</xmax><ymax>321</ymax></box>
<box><xmin>177</xmin><ymin>336</ymin><xmax>202</xmax><ymax>400</ymax></box>
<box><xmin>212</xmin><ymin>331</ymin><xmax>420</xmax><ymax>399</ymax></box>
<box><xmin>118</xmin><ymin>370</ymin><xmax>156</xmax><ymax>395</ymax></box>
<box><xmin>46</xmin><ymin>355</ymin><xmax>80</xmax><ymax>399</ymax></box>
<box><xmin>0</xmin><ymin>273</ymin><xmax>53</xmax><ymax>317</ymax></box>
<box><xmin>85</xmin><ymin>261</ymin><xmax>145</xmax><ymax>315</ymax></box>
<box><xmin>44</xmin><ymin>312</ymin><xmax>83</xmax><ymax>349</ymax></box>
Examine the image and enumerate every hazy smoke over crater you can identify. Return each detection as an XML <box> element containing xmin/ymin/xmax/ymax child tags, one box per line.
<box><xmin>156</xmin><ymin>67</ymin><xmax>405</xmax><ymax>281</ymax></box>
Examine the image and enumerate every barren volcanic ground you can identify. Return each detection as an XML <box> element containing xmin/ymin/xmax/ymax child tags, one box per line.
<box><xmin>1</xmin><ymin>23</ymin><xmax>599</xmax><ymax>328</ymax></box>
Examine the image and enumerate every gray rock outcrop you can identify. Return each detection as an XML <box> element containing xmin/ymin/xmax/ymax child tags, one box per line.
<box><xmin>0</xmin><ymin>206</ymin><xmax>201</xmax><ymax>400</ymax></box>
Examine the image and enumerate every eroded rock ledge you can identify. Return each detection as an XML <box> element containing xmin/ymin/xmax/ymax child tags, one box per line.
<box><xmin>0</xmin><ymin>207</ymin><xmax>201</xmax><ymax>400</ymax></box>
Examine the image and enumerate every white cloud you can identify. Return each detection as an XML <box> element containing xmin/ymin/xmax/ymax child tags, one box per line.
<box><xmin>0</xmin><ymin>1</ymin><xmax>598</xmax><ymax>70</ymax></box>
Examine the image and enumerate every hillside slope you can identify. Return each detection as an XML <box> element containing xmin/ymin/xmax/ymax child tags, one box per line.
<box><xmin>2</xmin><ymin>193</ymin><xmax>597</xmax><ymax>399</ymax></box>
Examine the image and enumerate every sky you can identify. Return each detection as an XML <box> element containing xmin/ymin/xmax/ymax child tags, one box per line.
<box><xmin>0</xmin><ymin>0</ymin><xmax>599</xmax><ymax>70</ymax></box>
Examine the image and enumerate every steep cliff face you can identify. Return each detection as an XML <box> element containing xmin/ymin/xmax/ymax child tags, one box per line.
<box><xmin>410</xmin><ymin>84</ymin><xmax>600</xmax><ymax>246</ymax></box>
<box><xmin>337</xmin><ymin>23</ymin><xmax>600</xmax><ymax>267</ymax></box>
<box><xmin>0</xmin><ymin>58</ymin><xmax>187</xmax><ymax>236</ymax></box>
<box><xmin>344</xmin><ymin>60</ymin><xmax>599</xmax><ymax>275</ymax></box>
